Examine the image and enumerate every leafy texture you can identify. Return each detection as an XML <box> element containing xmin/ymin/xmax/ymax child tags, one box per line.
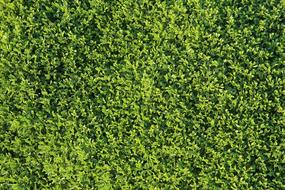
<box><xmin>0</xmin><ymin>0</ymin><xmax>285</xmax><ymax>189</ymax></box>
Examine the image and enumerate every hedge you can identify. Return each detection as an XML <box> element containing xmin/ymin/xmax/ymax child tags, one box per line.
<box><xmin>0</xmin><ymin>0</ymin><xmax>285</xmax><ymax>189</ymax></box>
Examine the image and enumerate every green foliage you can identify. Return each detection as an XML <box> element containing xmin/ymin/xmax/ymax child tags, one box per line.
<box><xmin>1</xmin><ymin>0</ymin><xmax>285</xmax><ymax>189</ymax></box>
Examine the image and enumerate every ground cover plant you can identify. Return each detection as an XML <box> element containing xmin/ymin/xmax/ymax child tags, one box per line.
<box><xmin>0</xmin><ymin>0</ymin><xmax>285</xmax><ymax>189</ymax></box>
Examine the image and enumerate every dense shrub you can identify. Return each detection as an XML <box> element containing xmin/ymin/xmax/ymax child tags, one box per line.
<box><xmin>0</xmin><ymin>0</ymin><xmax>284</xmax><ymax>189</ymax></box>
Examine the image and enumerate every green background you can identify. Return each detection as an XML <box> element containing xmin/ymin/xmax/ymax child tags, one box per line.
<box><xmin>0</xmin><ymin>0</ymin><xmax>284</xmax><ymax>189</ymax></box>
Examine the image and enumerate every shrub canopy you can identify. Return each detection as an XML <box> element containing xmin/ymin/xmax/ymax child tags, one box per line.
<box><xmin>0</xmin><ymin>0</ymin><xmax>285</xmax><ymax>189</ymax></box>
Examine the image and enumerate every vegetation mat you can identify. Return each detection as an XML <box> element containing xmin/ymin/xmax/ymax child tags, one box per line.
<box><xmin>0</xmin><ymin>0</ymin><xmax>285</xmax><ymax>189</ymax></box>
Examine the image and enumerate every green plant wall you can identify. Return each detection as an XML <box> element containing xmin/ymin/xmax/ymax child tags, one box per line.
<box><xmin>0</xmin><ymin>0</ymin><xmax>285</xmax><ymax>189</ymax></box>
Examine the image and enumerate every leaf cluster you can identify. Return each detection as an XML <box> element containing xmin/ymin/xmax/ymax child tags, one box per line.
<box><xmin>0</xmin><ymin>0</ymin><xmax>285</xmax><ymax>189</ymax></box>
